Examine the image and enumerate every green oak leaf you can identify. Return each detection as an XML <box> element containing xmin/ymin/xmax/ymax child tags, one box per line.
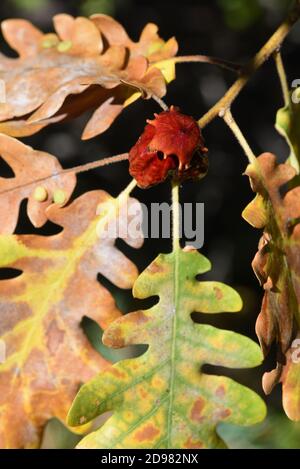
<box><xmin>68</xmin><ymin>248</ymin><xmax>266</xmax><ymax>449</ymax></box>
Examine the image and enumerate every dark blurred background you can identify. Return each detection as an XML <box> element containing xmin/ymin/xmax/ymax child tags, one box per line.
<box><xmin>2</xmin><ymin>0</ymin><xmax>300</xmax><ymax>448</ymax></box>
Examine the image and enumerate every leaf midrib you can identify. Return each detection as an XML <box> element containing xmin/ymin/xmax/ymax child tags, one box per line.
<box><xmin>166</xmin><ymin>248</ymin><xmax>180</xmax><ymax>448</ymax></box>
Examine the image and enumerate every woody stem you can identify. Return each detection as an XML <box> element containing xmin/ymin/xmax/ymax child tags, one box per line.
<box><xmin>171</xmin><ymin>55</ymin><xmax>241</xmax><ymax>73</ymax></box>
<box><xmin>198</xmin><ymin>0</ymin><xmax>300</xmax><ymax>128</ymax></box>
<box><xmin>274</xmin><ymin>49</ymin><xmax>290</xmax><ymax>106</ymax></box>
<box><xmin>222</xmin><ymin>109</ymin><xmax>257</xmax><ymax>165</ymax></box>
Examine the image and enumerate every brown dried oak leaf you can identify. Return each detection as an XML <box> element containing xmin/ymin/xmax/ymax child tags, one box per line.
<box><xmin>243</xmin><ymin>152</ymin><xmax>300</xmax><ymax>420</ymax></box>
<box><xmin>0</xmin><ymin>188</ymin><xmax>143</xmax><ymax>448</ymax></box>
<box><xmin>0</xmin><ymin>14</ymin><xmax>177</xmax><ymax>139</ymax></box>
<box><xmin>0</xmin><ymin>133</ymin><xmax>76</xmax><ymax>234</ymax></box>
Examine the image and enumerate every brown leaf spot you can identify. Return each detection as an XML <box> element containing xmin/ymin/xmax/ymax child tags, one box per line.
<box><xmin>0</xmin><ymin>301</ymin><xmax>31</xmax><ymax>334</ymax></box>
<box><xmin>190</xmin><ymin>397</ymin><xmax>205</xmax><ymax>422</ymax></box>
<box><xmin>104</xmin><ymin>326</ymin><xmax>124</xmax><ymax>348</ymax></box>
<box><xmin>214</xmin><ymin>408</ymin><xmax>231</xmax><ymax>420</ymax></box>
<box><xmin>184</xmin><ymin>437</ymin><xmax>203</xmax><ymax>449</ymax></box>
<box><xmin>148</xmin><ymin>262</ymin><xmax>164</xmax><ymax>274</ymax></box>
<box><xmin>215</xmin><ymin>385</ymin><xmax>225</xmax><ymax>398</ymax></box>
<box><xmin>135</xmin><ymin>424</ymin><xmax>159</xmax><ymax>442</ymax></box>
<box><xmin>214</xmin><ymin>286</ymin><xmax>223</xmax><ymax>300</ymax></box>
<box><xmin>109</xmin><ymin>367</ymin><xmax>126</xmax><ymax>379</ymax></box>
<box><xmin>127</xmin><ymin>311</ymin><xmax>149</xmax><ymax>325</ymax></box>
<box><xmin>139</xmin><ymin>388</ymin><xmax>148</xmax><ymax>399</ymax></box>
<box><xmin>46</xmin><ymin>320</ymin><xmax>65</xmax><ymax>354</ymax></box>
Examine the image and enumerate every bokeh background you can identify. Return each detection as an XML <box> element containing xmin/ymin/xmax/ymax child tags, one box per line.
<box><xmin>1</xmin><ymin>0</ymin><xmax>300</xmax><ymax>448</ymax></box>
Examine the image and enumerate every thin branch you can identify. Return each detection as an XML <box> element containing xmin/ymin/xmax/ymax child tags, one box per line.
<box><xmin>171</xmin><ymin>55</ymin><xmax>241</xmax><ymax>73</ymax></box>
<box><xmin>119</xmin><ymin>178</ymin><xmax>137</xmax><ymax>200</ymax></box>
<box><xmin>95</xmin><ymin>177</ymin><xmax>137</xmax><ymax>239</ymax></box>
<box><xmin>172</xmin><ymin>180</ymin><xmax>180</xmax><ymax>251</ymax></box>
<box><xmin>61</xmin><ymin>153</ymin><xmax>128</xmax><ymax>177</ymax></box>
<box><xmin>0</xmin><ymin>153</ymin><xmax>129</xmax><ymax>197</ymax></box>
<box><xmin>151</xmin><ymin>94</ymin><xmax>169</xmax><ymax>111</ymax></box>
<box><xmin>198</xmin><ymin>0</ymin><xmax>300</xmax><ymax>128</ymax></box>
<box><xmin>222</xmin><ymin>109</ymin><xmax>257</xmax><ymax>165</ymax></box>
<box><xmin>274</xmin><ymin>49</ymin><xmax>290</xmax><ymax>107</ymax></box>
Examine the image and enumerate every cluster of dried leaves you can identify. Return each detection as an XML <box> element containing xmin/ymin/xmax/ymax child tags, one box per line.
<box><xmin>243</xmin><ymin>152</ymin><xmax>300</xmax><ymax>420</ymax></box>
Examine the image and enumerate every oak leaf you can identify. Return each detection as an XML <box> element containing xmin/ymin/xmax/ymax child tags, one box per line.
<box><xmin>0</xmin><ymin>14</ymin><xmax>178</xmax><ymax>139</ymax></box>
<box><xmin>68</xmin><ymin>248</ymin><xmax>265</xmax><ymax>449</ymax></box>
<box><xmin>0</xmin><ymin>186</ymin><xmax>142</xmax><ymax>448</ymax></box>
<box><xmin>0</xmin><ymin>133</ymin><xmax>76</xmax><ymax>234</ymax></box>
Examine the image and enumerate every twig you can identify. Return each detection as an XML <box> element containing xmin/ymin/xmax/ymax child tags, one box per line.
<box><xmin>119</xmin><ymin>178</ymin><xmax>137</xmax><ymax>200</ymax></box>
<box><xmin>170</xmin><ymin>55</ymin><xmax>241</xmax><ymax>73</ymax></box>
<box><xmin>151</xmin><ymin>94</ymin><xmax>169</xmax><ymax>111</ymax></box>
<box><xmin>198</xmin><ymin>0</ymin><xmax>300</xmax><ymax>128</ymax></box>
<box><xmin>0</xmin><ymin>153</ymin><xmax>129</xmax><ymax>197</ymax></box>
<box><xmin>222</xmin><ymin>109</ymin><xmax>257</xmax><ymax>165</ymax></box>
<box><xmin>274</xmin><ymin>48</ymin><xmax>290</xmax><ymax>107</ymax></box>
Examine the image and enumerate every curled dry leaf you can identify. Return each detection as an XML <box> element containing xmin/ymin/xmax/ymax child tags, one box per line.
<box><xmin>0</xmin><ymin>134</ymin><xmax>76</xmax><ymax>234</ymax></box>
<box><xmin>68</xmin><ymin>248</ymin><xmax>265</xmax><ymax>449</ymax></box>
<box><xmin>0</xmin><ymin>14</ymin><xmax>178</xmax><ymax>139</ymax></box>
<box><xmin>0</xmin><ymin>188</ymin><xmax>143</xmax><ymax>448</ymax></box>
<box><xmin>129</xmin><ymin>106</ymin><xmax>208</xmax><ymax>188</ymax></box>
<box><xmin>243</xmin><ymin>152</ymin><xmax>300</xmax><ymax>420</ymax></box>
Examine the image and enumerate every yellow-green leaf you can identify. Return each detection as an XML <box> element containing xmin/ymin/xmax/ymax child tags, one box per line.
<box><xmin>275</xmin><ymin>89</ymin><xmax>300</xmax><ymax>172</ymax></box>
<box><xmin>0</xmin><ymin>184</ymin><xmax>142</xmax><ymax>448</ymax></box>
<box><xmin>68</xmin><ymin>248</ymin><xmax>266</xmax><ymax>449</ymax></box>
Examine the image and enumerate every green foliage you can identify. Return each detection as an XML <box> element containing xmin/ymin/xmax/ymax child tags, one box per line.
<box><xmin>10</xmin><ymin>0</ymin><xmax>49</xmax><ymax>12</ymax></box>
<box><xmin>80</xmin><ymin>0</ymin><xmax>120</xmax><ymax>16</ymax></box>
<box><xmin>220</xmin><ymin>412</ymin><xmax>300</xmax><ymax>449</ymax></box>
<box><xmin>68</xmin><ymin>249</ymin><xmax>266</xmax><ymax>449</ymax></box>
<box><xmin>217</xmin><ymin>0</ymin><xmax>262</xmax><ymax>31</ymax></box>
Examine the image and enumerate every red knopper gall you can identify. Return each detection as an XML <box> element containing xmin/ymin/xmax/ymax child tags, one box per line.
<box><xmin>129</xmin><ymin>106</ymin><xmax>208</xmax><ymax>188</ymax></box>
